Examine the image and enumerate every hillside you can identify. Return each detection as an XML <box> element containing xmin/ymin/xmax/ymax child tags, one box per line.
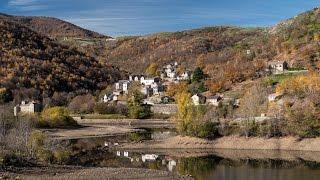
<box><xmin>76</xmin><ymin>7</ymin><xmax>320</xmax><ymax>93</ymax></box>
<box><xmin>0</xmin><ymin>17</ymin><xmax>122</xmax><ymax>98</ymax></box>
<box><xmin>0</xmin><ymin>13</ymin><xmax>107</xmax><ymax>39</ymax></box>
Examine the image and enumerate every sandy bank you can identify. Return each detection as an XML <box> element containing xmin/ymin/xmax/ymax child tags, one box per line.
<box><xmin>121</xmin><ymin>135</ymin><xmax>320</xmax><ymax>152</ymax></box>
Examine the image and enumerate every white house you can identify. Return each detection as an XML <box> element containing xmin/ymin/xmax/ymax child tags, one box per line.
<box><xmin>142</xmin><ymin>154</ymin><xmax>158</xmax><ymax>162</ymax></box>
<box><xmin>192</xmin><ymin>94</ymin><xmax>206</xmax><ymax>105</ymax></box>
<box><xmin>103</xmin><ymin>94</ymin><xmax>110</xmax><ymax>103</ymax></box>
<box><xmin>14</xmin><ymin>101</ymin><xmax>42</xmax><ymax>115</ymax></box>
<box><xmin>177</xmin><ymin>71</ymin><xmax>191</xmax><ymax>81</ymax></box>
<box><xmin>207</xmin><ymin>95</ymin><xmax>222</xmax><ymax>106</ymax></box>
<box><xmin>167</xmin><ymin>71</ymin><xmax>177</xmax><ymax>79</ymax></box>
<box><xmin>268</xmin><ymin>60</ymin><xmax>288</xmax><ymax>74</ymax></box>
<box><xmin>115</xmin><ymin>80</ymin><xmax>130</xmax><ymax>93</ymax></box>
<box><xmin>141</xmin><ymin>77</ymin><xmax>160</xmax><ymax>86</ymax></box>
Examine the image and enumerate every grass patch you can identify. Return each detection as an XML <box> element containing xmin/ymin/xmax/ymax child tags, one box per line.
<box><xmin>264</xmin><ymin>73</ymin><xmax>300</xmax><ymax>86</ymax></box>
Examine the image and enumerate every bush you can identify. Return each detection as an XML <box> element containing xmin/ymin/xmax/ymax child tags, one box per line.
<box><xmin>40</xmin><ymin>107</ymin><xmax>77</xmax><ymax>128</ymax></box>
<box><xmin>194</xmin><ymin>122</ymin><xmax>219</xmax><ymax>139</ymax></box>
<box><xmin>53</xmin><ymin>150</ymin><xmax>71</xmax><ymax>164</ymax></box>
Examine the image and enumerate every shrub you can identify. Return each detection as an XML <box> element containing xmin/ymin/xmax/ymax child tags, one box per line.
<box><xmin>40</xmin><ymin>107</ymin><xmax>77</xmax><ymax>128</ymax></box>
<box><xmin>53</xmin><ymin>150</ymin><xmax>71</xmax><ymax>164</ymax></box>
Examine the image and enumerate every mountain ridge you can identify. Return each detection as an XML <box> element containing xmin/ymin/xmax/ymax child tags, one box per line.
<box><xmin>0</xmin><ymin>13</ymin><xmax>108</xmax><ymax>39</ymax></box>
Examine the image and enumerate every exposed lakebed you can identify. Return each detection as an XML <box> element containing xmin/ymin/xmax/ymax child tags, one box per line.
<box><xmin>56</xmin><ymin>129</ymin><xmax>320</xmax><ymax>180</ymax></box>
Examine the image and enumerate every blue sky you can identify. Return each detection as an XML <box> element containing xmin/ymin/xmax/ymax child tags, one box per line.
<box><xmin>0</xmin><ymin>0</ymin><xmax>319</xmax><ymax>37</ymax></box>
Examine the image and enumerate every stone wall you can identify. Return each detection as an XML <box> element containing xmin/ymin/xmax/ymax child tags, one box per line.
<box><xmin>151</xmin><ymin>104</ymin><xmax>178</xmax><ymax>115</ymax></box>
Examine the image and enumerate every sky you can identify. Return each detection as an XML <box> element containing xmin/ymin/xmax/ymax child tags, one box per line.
<box><xmin>0</xmin><ymin>0</ymin><xmax>319</xmax><ymax>37</ymax></box>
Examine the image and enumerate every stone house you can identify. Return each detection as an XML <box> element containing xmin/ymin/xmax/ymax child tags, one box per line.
<box><xmin>14</xmin><ymin>101</ymin><xmax>42</xmax><ymax>115</ymax></box>
<box><xmin>268</xmin><ymin>60</ymin><xmax>288</xmax><ymax>74</ymax></box>
<box><xmin>192</xmin><ymin>94</ymin><xmax>206</xmax><ymax>105</ymax></box>
<box><xmin>207</xmin><ymin>95</ymin><xmax>223</xmax><ymax>106</ymax></box>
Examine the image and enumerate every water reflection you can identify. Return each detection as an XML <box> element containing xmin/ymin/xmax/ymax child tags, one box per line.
<box><xmin>70</xmin><ymin>148</ymin><xmax>320</xmax><ymax>180</ymax></box>
<box><xmin>65</xmin><ymin>135</ymin><xmax>320</xmax><ymax>180</ymax></box>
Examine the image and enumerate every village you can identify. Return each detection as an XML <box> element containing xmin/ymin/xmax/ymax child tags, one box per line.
<box><xmin>13</xmin><ymin>59</ymin><xmax>296</xmax><ymax>122</ymax></box>
<box><xmin>98</xmin><ymin>59</ymin><xmax>292</xmax><ymax>118</ymax></box>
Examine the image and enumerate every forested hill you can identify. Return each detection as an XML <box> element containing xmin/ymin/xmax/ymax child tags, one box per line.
<box><xmin>77</xmin><ymin>7</ymin><xmax>320</xmax><ymax>93</ymax></box>
<box><xmin>0</xmin><ymin>17</ymin><xmax>122</xmax><ymax>97</ymax></box>
<box><xmin>100</xmin><ymin>7</ymin><xmax>320</xmax><ymax>74</ymax></box>
<box><xmin>0</xmin><ymin>13</ymin><xmax>107</xmax><ymax>39</ymax></box>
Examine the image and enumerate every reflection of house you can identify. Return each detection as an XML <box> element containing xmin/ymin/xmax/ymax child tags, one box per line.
<box><xmin>192</xmin><ymin>94</ymin><xmax>206</xmax><ymax>105</ymax></box>
<box><xmin>168</xmin><ymin>160</ymin><xmax>177</xmax><ymax>172</ymax></box>
<box><xmin>14</xmin><ymin>101</ymin><xmax>42</xmax><ymax>115</ymax></box>
<box><xmin>142</xmin><ymin>154</ymin><xmax>159</xmax><ymax>162</ymax></box>
<box><xmin>207</xmin><ymin>95</ymin><xmax>222</xmax><ymax>106</ymax></box>
<box><xmin>268</xmin><ymin>60</ymin><xmax>288</xmax><ymax>74</ymax></box>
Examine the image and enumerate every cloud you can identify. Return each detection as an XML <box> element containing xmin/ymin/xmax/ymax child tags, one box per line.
<box><xmin>8</xmin><ymin>0</ymin><xmax>47</xmax><ymax>11</ymax></box>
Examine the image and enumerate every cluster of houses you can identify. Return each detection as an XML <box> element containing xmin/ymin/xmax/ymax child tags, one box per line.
<box><xmin>103</xmin><ymin>62</ymin><xmax>192</xmax><ymax>105</ymax></box>
<box><xmin>160</xmin><ymin>62</ymin><xmax>191</xmax><ymax>81</ymax></box>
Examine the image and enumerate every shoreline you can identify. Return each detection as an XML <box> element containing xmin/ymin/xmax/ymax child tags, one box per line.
<box><xmin>120</xmin><ymin>135</ymin><xmax>320</xmax><ymax>152</ymax></box>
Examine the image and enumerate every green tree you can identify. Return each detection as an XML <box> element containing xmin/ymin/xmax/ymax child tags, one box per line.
<box><xmin>192</xmin><ymin>67</ymin><xmax>205</xmax><ymax>82</ymax></box>
<box><xmin>128</xmin><ymin>91</ymin><xmax>151</xmax><ymax>119</ymax></box>
<box><xmin>175</xmin><ymin>91</ymin><xmax>218</xmax><ymax>138</ymax></box>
